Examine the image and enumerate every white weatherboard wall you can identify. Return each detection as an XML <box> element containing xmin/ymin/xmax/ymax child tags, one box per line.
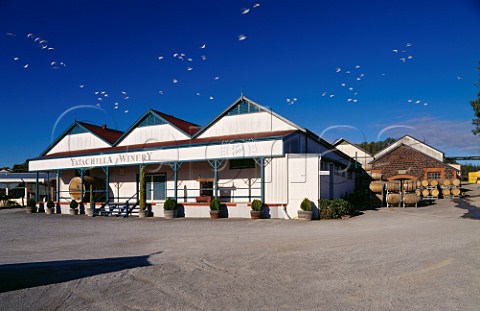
<box><xmin>117</xmin><ymin>124</ymin><xmax>190</xmax><ymax>146</ymax></box>
<box><xmin>335</xmin><ymin>142</ymin><xmax>373</xmax><ymax>167</ymax></box>
<box><xmin>197</xmin><ymin>112</ymin><xmax>296</xmax><ymax>138</ymax></box>
<box><xmin>285</xmin><ymin>154</ymin><xmax>320</xmax><ymax>219</ymax></box>
<box><xmin>47</xmin><ymin>133</ymin><xmax>110</xmax><ymax>155</ymax></box>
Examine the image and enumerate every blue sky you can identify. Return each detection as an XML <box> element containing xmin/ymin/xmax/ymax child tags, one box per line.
<box><xmin>1</xmin><ymin>0</ymin><xmax>480</xmax><ymax>167</ymax></box>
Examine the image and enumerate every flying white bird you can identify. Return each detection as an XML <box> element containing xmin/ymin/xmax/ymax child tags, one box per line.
<box><xmin>187</xmin><ymin>67</ymin><xmax>193</xmax><ymax>71</ymax></box>
<box><xmin>201</xmin><ymin>55</ymin><xmax>207</xmax><ymax>61</ymax></box>
<box><xmin>79</xmin><ymin>84</ymin><xmax>85</xmax><ymax>88</ymax></box>
<box><xmin>345</xmin><ymin>71</ymin><xmax>351</xmax><ymax>74</ymax></box>
<box><xmin>400</xmin><ymin>57</ymin><xmax>406</xmax><ymax>63</ymax></box>
<box><xmin>23</xmin><ymin>64</ymin><xmax>29</xmax><ymax>68</ymax></box>
<box><xmin>341</xmin><ymin>83</ymin><xmax>346</xmax><ymax>87</ymax></box>
<box><xmin>406</xmin><ymin>42</ymin><xmax>413</xmax><ymax>47</ymax></box>
<box><xmin>13</xmin><ymin>57</ymin><xmax>19</xmax><ymax>61</ymax></box>
<box><xmin>200</xmin><ymin>44</ymin><xmax>206</xmax><ymax>49</ymax></box>
<box><xmin>457</xmin><ymin>76</ymin><xmax>462</xmax><ymax>80</ymax></box>
<box><xmin>172</xmin><ymin>79</ymin><xmax>178</xmax><ymax>84</ymax></box>
<box><xmin>213</xmin><ymin>76</ymin><xmax>220</xmax><ymax>80</ymax></box>
<box><xmin>47</xmin><ymin>47</ymin><xmax>55</xmax><ymax>51</ymax></box>
<box><xmin>6</xmin><ymin>32</ymin><xmax>16</xmax><ymax>37</ymax></box>
<box><xmin>321</xmin><ymin>92</ymin><xmax>327</xmax><ymax>97</ymax></box>
<box><xmin>253</xmin><ymin>3</ymin><xmax>260</xmax><ymax>8</ymax></box>
<box><xmin>407</xmin><ymin>99</ymin><xmax>412</xmax><ymax>103</ymax></box>
<box><xmin>415</xmin><ymin>100</ymin><xmax>421</xmax><ymax>104</ymax></box>
<box><xmin>124</xmin><ymin>110</ymin><xmax>129</xmax><ymax>113</ymax></box>
<box><xmin>196</xmin><ymin>92</ymin><xmax>201</xmax><ymax>96</ymax></box>
<box><xmin>27</xmin><ymin>33</ymin><xmax>34</xmax><ymax>38</ymax></box>
<box><xmin>335</xmin><ymin>67</ymin><xmax>341</xmax><ymax>73</ymax></box>
<box><xmin>96</xmin><ymin>103</ymin><xmax>101</xmax><ymax>107</ymax></box>
<box><xmin>209</xmin><ymin>96</ymin><xmax>214</xmax><ymax>100</ymax></box>
<box><xmin>159</xmin><ymin>90</ymin><xmax>164</xmax><ymax>95</ymax></box>
<box><xmin>329</xmin><ymin>94</ymin><xmax>335</xmax><ymax>98</ymax></box>
<box><xmin>124</xmin><ymin>96</ymin><xmax>130</xmax><ymax>100</ymax></box>
<box><xmin>423</xmin><ymin>103</ymin><xmax>428</xmax><ymax>106</ymax></box>
<box><xmin>158</xmin><ymin>56</ymin><xmax>164</xmax><ymax>60</ymax></box>
<box><xmin>121</xmin><ymin>91</ymin><xmax>127</xmax><ymax>95</ymax></box>
<box><xmin>355</xmin><ymin>65</ymin><xmax>361</xmax><ymax>69</ymax></box>
<box><xmin>407</xmin><ymin>55</ymin><xmax>413</xmax><ymax>59</ymax></box>
<box><xmin>392</xmin><ymin>49</ymin><xmax>398</xmax><ymax>53</ymax></box>
<box><xmin>242</xmin><ymin>8</ymin><xmax>250</xmax><ymax>14</ymax></box>
<box><xmin>353</xmin><ymin>99</ymin><xmax>358</xmax><ymax>103</ymax></box>
<box><xmin>238</xmin><ymin>34</ymin><xmax>247</xmax><ymax>41</ymax></box>
<box><xmin>187</xmin><ymin>58</ymin><xmax>193</xmax><ymax>62</ymax></box>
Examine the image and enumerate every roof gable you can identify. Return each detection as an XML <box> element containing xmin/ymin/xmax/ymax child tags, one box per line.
<box><xmin>41</xmin><ymin>121</ymin><xmax>123</xmax><ymax>156</ymax></box>
<box><xmin>333</xmin><ymin>138</ymin><xmax>373</xmax><ymax>157</ymax></box>
<box><xmin>193</xmin><ymin>96</ymin><xmax>304</xmax><ymax>138</ymax></box>
<box><xmin>373</xmin><ymin>135</ymin><xmax>444</xmax><ymax>162</ymax></box>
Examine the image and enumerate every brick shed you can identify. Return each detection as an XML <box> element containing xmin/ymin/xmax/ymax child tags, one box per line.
<box><xmin>370</xmin><ymin>143</ymin><xmax>459</xmax><ymax>181</ymax></box>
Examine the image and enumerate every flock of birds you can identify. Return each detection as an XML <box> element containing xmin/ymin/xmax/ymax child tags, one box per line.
<box><xmin>4</xmin><ymin>2</ymin><xmax>465</xmax><ymax>116</ymax></box>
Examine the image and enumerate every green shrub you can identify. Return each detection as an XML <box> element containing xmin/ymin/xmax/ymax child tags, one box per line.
<box><xmin>210</xmin><ymin>198</ymin><xmax>220</xmax><ymax>211</ymax></box>
<box><xmin>251</xmin><ymin>199</ymin><xmax>263</xmax><ymax>211</ymax></box>
<box><xmin>164</xmin><ymin>198</ymin><xmax>177</xmax><ymax>210</ymax></box>
<box><xmin>70</xmin><ymin>200</ymin><xmax>78</xmax><ymax>209</ymax></box>
<box><xmin>300</xmin><ymin>198</ymin><xmax>312</xmax><ymax>211</ymax></box>
<box><xmin>27</xmin><ymin>198</ymin><xmax>36</xmax><ymax>208</ymax></box>
<box><xmin>318</xmin><ymin>198</ymin><xmax>353</xmax><ymax>219</ymax></box>
<box><xmin>46</xmin><ymin>200</ymin><xmax>55</xmax><ymax>208</ymax></box>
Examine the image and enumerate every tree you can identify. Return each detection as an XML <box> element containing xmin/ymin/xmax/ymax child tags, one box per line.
<box><xmin>11</xmin><ymin>161</ymin><xmax>28</xmax><ymax>173</ymax></box>
<box><xmin>472</xmin><ymin>65</ymin><xmax>480</xmax><ymax>135</ymax></box>
<box><xmin>357</xmin><ymin>137</ymin><xmax>396</xmax><ymax>155</ymax></box>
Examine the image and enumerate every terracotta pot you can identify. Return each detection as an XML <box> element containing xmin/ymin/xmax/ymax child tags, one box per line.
<box><xmin>164</xmin><ymin>209</ymin><xmax>177</xmax><ymax>219</ymax></box>
<box><xmin>298</xmin><ymin>210</ymin><xmax>312</xmax><ymax>220</ymax></box>
<box><xmin>210</xmin><ymin>210</ymin><xmax>220</xmax><ymax>219</ymax></box>
<box><xmin>250</xmin><ymin>210</ymin><xmax>262</xmax><ymax>220</ymax></box>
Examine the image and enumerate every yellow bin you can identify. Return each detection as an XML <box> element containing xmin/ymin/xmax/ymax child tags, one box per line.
<box><xmin>468</xmin><ymin>172</ymin><xmax>478</xmax><ymax>183</ymax></box>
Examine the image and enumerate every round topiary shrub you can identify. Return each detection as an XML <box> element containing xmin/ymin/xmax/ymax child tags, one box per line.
<box><xmin>251</xmin><ymin>199</ymin><xmax>263</xmax><ymax>211</ymax></box>
<box><xmin>300</xmin><ymin>198</ymin><xmax>312</xmax><ymax>211</ymax></box>
<box><xmin>164</xmin><ymin>198</ymin><xmax>178</xmax><ymax>210</ymax></box>
<box><xmin>70</xmin><ymin>200</ymin><xmax>78</xmax><ymax>209</ymax></box>
<box><xmin>209</xmin><ymin>198</ymin><xmax>220</xmax><ymax>211</ymax></box>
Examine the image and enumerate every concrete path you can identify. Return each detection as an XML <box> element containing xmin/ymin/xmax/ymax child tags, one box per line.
<box><xmin>0</xmin><ymin>190</ymin><xmax>479</xmax><ymax>310</ymax></box>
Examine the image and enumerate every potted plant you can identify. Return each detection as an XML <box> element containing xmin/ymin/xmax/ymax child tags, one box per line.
<box><xmin>298</xmin><ymin>198</ymin><xmax>313</xmax><ymax>220</ymax></box>
<box><xmin>70</xmin><ymin>200</ymin><xmax>79</xmax><ymax>215</ymax></box>
<box><xmin>138</xmin><ymin>165</ymin><xmax>148</xmax><ymax>218</ymax></box>
<box><xmin>46</xmin><ymin>199</ymin><xmax>55</xmax><ymax>214</ymax></box>
<box><xmin>86</xmin><ymin>184</ymin><xmax>94</xmax><ymax>217</ymax></box>
<box><xmin>163</xmin><ymin>198</ymin><xmax>177</xmax><ymax>219</ymax></box>
<box><xmin>209</xmin><ymin>198</ymin><xmax>220</xmax><ymax>219</ymax></box>
<box><xmin>250</xmin><ymin>199</ymin><xmax>263</xmax><ymax>220</ymax></box>
<box><xmin>26</xmin><ymin>198</ymin><xmax>36</xmax><ymax>213</ymax></box>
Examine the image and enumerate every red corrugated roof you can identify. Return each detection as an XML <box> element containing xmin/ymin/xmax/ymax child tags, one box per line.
<box><xmin>40</xmin><ymin>130</ymin><xmax>297</xmax><ymax>158</ymax></box>
<box><xmin>152</xmin><ymin>110</ymin><xmax>201</xmax><ymax>135</ymax></box>
<box><xmin>78</xmin><ymin>122</ymin><xmax>124</xmax><ymax>145</ymax></box>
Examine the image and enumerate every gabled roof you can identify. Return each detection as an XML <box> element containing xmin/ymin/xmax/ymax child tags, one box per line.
<box><xmin>151</xmin><ymin>110</ymin><xmax>201</xmax><ymax>136</ymax></box>
<box><xmin>114</xmin><ymin>109</ymin><xmax>200</xmax><ymax>145</ymax></box>
<box><xmin>332</xmin><ymin>138</ymin><xmax>373</xmax><ymax>156</ymax></box>
<box><xmin>370</xmin><ymin>143</ymin><xmax>459</xmax><ymax>172</ymax></box>
<box><xmin>192</xmin><ymin>96</ymin><xmax>307</xmax><ymax>138</ymax></box>
<box><xmin>41</xmin><ymin>121</ymin><xmax>123</xmax><ymax>156</ymax></box>
<box><xmin>373</xmin><ymin>135</ymin><xmax>444</xmax><ymax>161</ymax></box>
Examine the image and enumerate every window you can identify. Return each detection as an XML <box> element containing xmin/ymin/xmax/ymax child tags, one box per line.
<box><xmin>144</xmin><ymin>174</ymin><xmax>166</xmax><ymax>201</ymax></box>
<box><xmin>199</xmin><ymin>181</ymin><xmax>213</xmax><ymax>197</ymax></box>
<box><xmin>138</xmin><ymin>113</ymin><xmax>166</xmax><ymax>128</ymax></box>
<box><xmin>230</xmin><ymin>158</ymin><xmax>256</xmax><ymax>169</ymax></box>
<box><xmin>227</xmin><ymin>100</ymin><xmax>261</xmax><ymax>116</ymax></box>
<box><xmin>427</xmin><ymin>172</ymin><xmax>441</xmax><ymax>180</ymax></box>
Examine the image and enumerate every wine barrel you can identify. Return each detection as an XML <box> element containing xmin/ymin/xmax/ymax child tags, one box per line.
<box><xmin>68</xmin><ymin>176</ymin><xmax>105</xmax><ymax>202</ymax></box>
<box><xmin>442</xmin><ymin>188</ymin><xmax>451</xmax><ymax>196</ymax></box>
<box><xmin>415</xmin><ymin>189</ymin><xmax>422</xmax><ymax>197</ymax></box>
<box><xmin>363</xmin><ymin>164</ymin><xmax>372</xmax><ymax>171</ymax></box>
<box><xmin>452</xmin><ymin>178</ymin><xmax>461</xmax><ymax>186</ymax></box>
<box><xmin>421</xmin><ymin>180</ymin><xmax>429</xmax><ymax>187</ymax></box>
<box><xmin>430</xmin><ymin>189</ymin><xmax>439</xmax><ymax>197</ymax></box>
<box><xmin>371</xmin><ymin>172</ymin><xmax>382</xmax><ymax>180</ymax></box>
<box><xmin>429</xmin><ymin>179</ymin><xmax>438</xmax><ymax>187</ymax></box>
<box><xmin>442</xmin><ymin>179</ymin><xmax>451</xmax><ymax>186</ymax></box>
<box><xmin>385</xmin><ymin>181</ymin><xmax>401</xmax><ymax>192</ymax></box>
<box><xmin>369</xmin><ymin>181</ymin><xmax>384</xmax><ymax>193</ymax></box>
<box><xmin>402</xmin><ymin>180</ymin><xmax>416</xmax><ymax>192</ymax></box>
<box><xmin>386</xmin><ymin>193</ymin><xmax>401</xmax><ymax>205</ymax></box>
<box><xmin>451</xmin><ymin>188</ymin><xmax>461</xmax><ymax>196</ymax></box>
<box><xmin>416</xmin><ymin>180</ymin><xmax>422</xmax><ymax>188</ymax></box>
<box><xmin>403</xmin><ymin>193</ymin><xmax>420</xmax><ymax>204</ymax></box>
<box><xmin>421</xmin><ymin>189</ymin><xmax>430</xmax><ymax>197</ymax></box>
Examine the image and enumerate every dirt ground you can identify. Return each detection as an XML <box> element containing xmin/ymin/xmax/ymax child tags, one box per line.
<box><xmin>1</xmin><ymin>185</ymin><xmax>479</xmax><ymax>311</ymax></box>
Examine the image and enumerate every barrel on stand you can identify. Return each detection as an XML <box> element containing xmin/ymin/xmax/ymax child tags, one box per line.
<box><xmin>451</xmin><ymin>188</ymin><xmax>461</xmax><ymax>196</ymax></box>
<box><xmin>386</xmin><ymin>193</ymin><xmax>401</xmax><ymax>205</ymax></box>
<box><xmin>403</xmin><ymin>193</ymin><xmax>420</xmax><ymax>205</ymax></box>
<box><xmin>68</xmin><ymin>176</ymin><xmax>105</xmax><ymax>202</ymax></box>
<box><xmin>370</xmin><ymin>172</ymin><xmax>382</xmax><ymax>180</ymax></box>
<box><xmin>369</xmin><ymin>181</ymin><xmax>384</xmax><ymax>193</ymax></box>
<box><xmin>385</xmin><ymin>181</ymin><xmax>401</xmax><ymax>192</ymax></box>
<box><xmin>429</xmin><ymin>179</ymin><xmax>439</xmax><ymax>187</ymax></box>
<box><xmin>421</xmin><ymin>180</ymin><xmax>429</xmax><ymax>187</ymax></box>
<box><xmin>402</xmin><ymin>180</ymin><xmax>417</xmax><ymax>192</ymax></box>
<box><xmin>442</xmin><ymin>188</ymin><xmax>451</xmax><ymax>196</ymax></box>
<box><xmin>452</xmin><ymin>178</ymin><xmax>461</xmax><ymax>186</ymax></box>
<box><xmin>430</xmin><ymin>189</ymin><xmax>439</xmax><ymax>197</ymax></box>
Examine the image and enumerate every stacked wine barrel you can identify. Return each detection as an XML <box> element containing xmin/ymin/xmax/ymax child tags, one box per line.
<box><xmin>402</xmin><ymin>180</ymin><xmax>420</xmax><ymax>207</ymax></box>
<box><xmin>439</xmin><ymin>178</ymin><xmax>461</xmax><ymax>198</ymax></box>
<box><xmin>385</xmin><ymin>180</ymin><xmax>401</xmax><ymax>207</ymax></box>
<box><xmin>368</xmin><ymin>172</ymin><xmax>384</xmax><ymax>206</ymax></box>
<box><xmin>416</xmin><ymin>179</ymin><xmax>439</xmax><ymax>201</ymax></box>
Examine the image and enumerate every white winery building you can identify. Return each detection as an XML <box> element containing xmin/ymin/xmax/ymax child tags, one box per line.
<box><xmin>28</xmin><ymin>96</ymin><xmax>356</xmax><ymax>219</ymax></box>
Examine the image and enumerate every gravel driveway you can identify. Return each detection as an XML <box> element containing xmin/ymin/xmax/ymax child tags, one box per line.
<box><xmin>1</xmin><ymin>192</ymin><xmax>479</xmax><ymax>311</ymax></box>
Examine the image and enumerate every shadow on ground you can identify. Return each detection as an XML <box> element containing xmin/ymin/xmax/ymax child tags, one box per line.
<box><xmin>0</xmin><ymin>252</ymin><xmax>161</xmax><ymax>293</ymax></box>
<box><xmin>454</xmin><ymin>198</ymin><xmax>480</xmax><ymax>220</ymax></box>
